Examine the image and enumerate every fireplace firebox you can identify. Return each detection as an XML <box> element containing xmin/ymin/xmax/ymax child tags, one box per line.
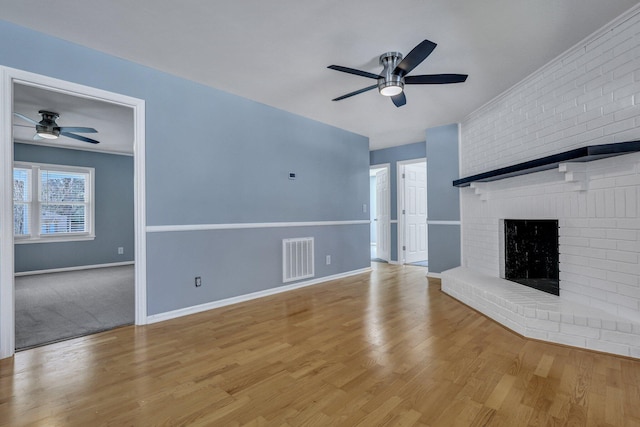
<box><xmin>504</xmin><ymin>219</ymin><xmax>559</xmax><ymax>295</ymax></box>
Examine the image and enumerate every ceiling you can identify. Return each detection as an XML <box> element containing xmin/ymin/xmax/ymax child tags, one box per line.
<box><xmin>2</xmin><ymin>0</ymin><xmax>640</xmax><ymax>150</ymax></box>
<box><xmin>13</xmin><ymin>84</ymin><xmax>134</xmax><ymax>155</ymax></box>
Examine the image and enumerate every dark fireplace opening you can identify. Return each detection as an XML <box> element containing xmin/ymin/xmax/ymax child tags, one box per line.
<box><xmin>504</xmin><ymin>219</ymin><xmax>559</xmax><ymax>296</ymax></box>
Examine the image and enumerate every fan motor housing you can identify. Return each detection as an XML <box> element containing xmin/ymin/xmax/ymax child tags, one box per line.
<box><xmin>36</xmin><ymin>110</ymin><xmax>60</xmax><ymax>137</ymax></box>
<box><xmin>378</xmin><ymin>52</ymin><xmax>404</xmax><ymax>95</ymax></box>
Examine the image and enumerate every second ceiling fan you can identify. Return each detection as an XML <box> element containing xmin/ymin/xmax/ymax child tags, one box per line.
<box><xmin>328</xmin><ymin>39</ymin><xmax>468</xmax><ymax>107</ymax></box>
<box><xmin>14</xmin><ymin>110</ymin><xmax>100</xmax><ymax>144</ymax></box>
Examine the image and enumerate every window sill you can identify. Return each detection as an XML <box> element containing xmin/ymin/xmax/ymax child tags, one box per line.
<box><xmin>14</xmin><ymin>234</ymin><xmax>96</xmax><ymax>244</ymax></box>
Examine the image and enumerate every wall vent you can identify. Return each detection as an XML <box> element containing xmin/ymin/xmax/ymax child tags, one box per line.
<box><xmin>282</xmin><ymin>237</ymin><xmax>314</xmax><ymax>283</ymax></box>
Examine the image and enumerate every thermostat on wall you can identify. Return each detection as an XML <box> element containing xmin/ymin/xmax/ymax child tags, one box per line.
<box><xmin>289</xmin><ymin>173</ymin><xmax>296</xmax><ymax>180</ymax></box>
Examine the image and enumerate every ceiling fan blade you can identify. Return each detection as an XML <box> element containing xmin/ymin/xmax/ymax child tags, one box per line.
<box><xmin>393</xmin><ymin>39</ymin><xmax>437</xmax><ymax>77</ymax></box>
<box><xmin>58</xmin><ymin>126</ymin><xmax>98</xmax><ymax>133</ymax></box>
<box><xmin>328</xmin><ymin>65</ymin><xmax>381</xmax><ymax>80</ymax></box>
<box><xmin>332</xmin><ymin>84</ymin><xmax>378</xmax><ymax>101</ymax></box>
<box><xmin>391</xmin><ymin>92</ymin><xmax>406</xmax><ymax>107</ymax></box>
<box><xmin>13</xmin><ymin>112</ymin><xmax>39</xmax><ymax>126</ymax></box>
<box><xmin>405</xmin><ymin>74</ymin><xmax>468</xmax><ymax>84</ymax></box>
<box><xmin>60</xmin><ymin>131</ymin><xmax>100</xmax><ymax>144</ymax></box>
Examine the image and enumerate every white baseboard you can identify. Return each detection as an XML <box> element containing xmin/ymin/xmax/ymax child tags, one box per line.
<box><xmin>147</xmin><ymin>267</ymin><xmax>372</xmax><ymax>324</ymax></box>
<box><xmin>426</xmin><ymin>271</ymin><xmax>441</xmax><ymax>279</ymax></box>
<box><xmin>14</xmin><ymin>261</ymin><xmax>135</xmax><ymax>277</ymax></box>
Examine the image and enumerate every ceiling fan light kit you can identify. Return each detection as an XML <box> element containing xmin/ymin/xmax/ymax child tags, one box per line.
<box><xmin>328</xmin><ymin>39</ymin><xmax>468</xmax><ymax>107</ymax></box>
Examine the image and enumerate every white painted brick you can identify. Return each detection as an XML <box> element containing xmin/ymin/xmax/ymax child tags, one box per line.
<box><xmin>617</xmin><ymin>218</ymin><xmax>640</xmax><ymax>229</ymax></box>
<box><xmin>586</xmin><ymin>339</ymin><xmax>630</xmax><ymax>357</ymax></box>
<box><xmin>607</xmin><ymin>292</ymin><xmax>638</xmax><ymax>310</ymax></box>
<box><xmin>585</xmin><ymin>94</ymin><xmax>613</xmax><ymax>112</ymax></box>
<box><xmin>525</xmin><ymin>328</ymin><xmax>549</xmax><ymax>340</ymax></box>
<box><xmin>536</xmin><ymin>310</ymin><xmax>549</xmax><ymax>320</ymax></box>
<box><xmin>588</xmin><ymin>219</ymin><xmax>617</xmax><ymax>229</ymax></box>
<box><xmin>593</xmin><ymin>259</ymin><xmax>639</xmax><ymax>275</ymax></box>
<box><xmin>589</xmin><ymin>239</ymin><xmax>617</xmax><ymax>249</ymax></box>
<box><xmin>613</xmin><ymin>35</ymin><xmax>637</xmax><ymax>57</ymax></box>
<box><xmin>621</xmin><ymin>315</ymin><xmax>640</xmax><ymax>331</ymax></box>
<box><xmin>613</xmin><ymin>128</ymin><xmax>640</xmax><ymax>144</ymax></box>
<box><xmin>459</xmin><ymin>13</ymin><xmax>640</xmax><ymax>360</ymax></box>
<box><xmin>580</xmin><ymin>228</ymin><xmax>607</xmax><ymax>238</ymax></box>
<box><xmin>559</xmin><ymin>236</ymin><xmax>589</xmax><ymax>247</ymax></box>
<box><xmin>605</xmin><ymin>190</ymin><xmax>616</xmax><ymax>217</ymax></box>
<box><xmin>588</xmin><ymin>318</ymin><xmax>602</xmax><ymax>328</ymax></box>
<box><xmin>617</xmin><ymin>321</ymin><xmax>634</xmax><ymax>333</ymax></box>
<box><xmin>616</xmin><ymin>283</ymin><xmax>640</xmax><ymax>299</ymax></box>
<box><xmin>615</xmin><ymin>187</ymin><xmax>626</xmax><ymax>217</ymax></box>
<box><xmin>625</xmin><ymin>187</ymin><xmax>637</xmax><ymax>217</ymax></box>
<box><xmin>614</xmin><ymin>174</ymin><xmax>640</xmax><ymax>187</ymax></box>
<box><xmin>606</xmin><ymin>229</ymin><xmax>638</xmax><ymax>241</ymax></box>
<box><xmin>607</xmin><ymin>270</ymin><xmax>639</xmax><ymax>286</ymax></box>
<box><xmin>559</xmin><ymin>323</ymin><xmax>600</xmax><ymax>339</ymax></box>
<box><xmin>606</xmin><ymin>250</ymin><xmax>638</xmax><ymax>264</ymax></box>
<box><xmin>547</xmin><ymin>332</ymin><xmax>588</xmax><ymax>348</ymax></box>
<box><xmin>604</xmin><ymin>71</ymin><xmax>634</xmax><ymax>94</ymax></box>
<box><xmin>603</xmin><ymin>117</ymin><xmax>636</xmax><ymax>136</ymax></box>
<box><xmin>601</xmin><ymin>330</ymin><xmax>640</xmax><ymax>346</ymax></box>
<box><xmin>574</xmin><ymin>315</ymin><xmax>588</xmax><ymax>326</ymax></box>
<box><xmin>528</xmin><ymin>318</ymin><xmax>561</xmax><ymax>332</ymax></box>
<box><xmin>560</xmin><ymin>313</ymin><xmax>574</xmax><ymax>324</ymax></box>
<box><xmin>602</xmin><ymin>319</ymin><xmax>618</xmax><ymax>331</ymax></box>
<box><xmin>548</xmin><ymin>311</ymin><xmax>561</xmax><ymax>322</ymax></box>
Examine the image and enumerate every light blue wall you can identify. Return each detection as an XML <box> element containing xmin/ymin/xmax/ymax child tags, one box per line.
<box><xmin>426</xmin><ymin>123</ymin><xmax>461</xmax><ymax>273</ymax></box>
<box><xmin>369</xmin><ymin>127</ymin><xmax>461</xmax><ymax>270</ymax></box>
<box><xmin>14</xmin><ymin>144</ymin><xmax>134</xmax><ymax>272</ymax></box>
<box><xmin>370</xmin><ymin>141</ymin><xmax>426</xmax><ymax>261</ymax></box>
<box><xmin>0</xmin><ymin>20</ymin><xmax>370</xmax><ymax>315</ymax></box>
<box><xmin>14</xmin><ymin>143</ymin><xmax>134</xmax><ymax>272</ymax></box>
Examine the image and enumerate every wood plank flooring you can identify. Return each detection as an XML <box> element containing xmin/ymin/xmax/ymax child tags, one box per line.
<box><xmin>1</xmin><ymin>263</ymin><xmax>639</xmax><ymax>426</ymax></box>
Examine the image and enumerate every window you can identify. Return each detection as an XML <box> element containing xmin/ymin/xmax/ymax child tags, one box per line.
<box><xmin>13</xmin><ymin>162</ymin><xmax>95</xmax><ymax>243</ymax></box>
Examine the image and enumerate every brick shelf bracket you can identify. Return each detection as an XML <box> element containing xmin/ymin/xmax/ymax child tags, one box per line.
<box><xmin>469</xmin><ymin>182</ymin><xmax>490</xmax><ymax>201</ymax></box>
<box><xmin>558</xmin><ymin>162</ymin><xmax>588</xmax><ymax>191</ymax></box>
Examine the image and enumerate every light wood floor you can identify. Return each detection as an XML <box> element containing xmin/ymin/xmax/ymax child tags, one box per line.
<box><xmin>1</xmin><ymin>263</ymin><xmax>639</xmax><ymax>426</ymax></box>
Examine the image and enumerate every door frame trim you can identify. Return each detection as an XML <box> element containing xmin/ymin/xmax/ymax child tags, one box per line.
<box><xmin>0</xmin><ymin>67</ymin><xmax>147</xmax><ymax>358</ymax></box>
<box><xmin>397</xmin><ymin>158</ymin><xmax>427</xmax><ymax>265</ymax></box>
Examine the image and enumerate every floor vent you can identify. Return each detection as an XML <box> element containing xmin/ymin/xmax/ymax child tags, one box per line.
<box><xmin>282</xmin><ymin>237</ymin><xmax>314</xmax><ymax>283</ymax></box>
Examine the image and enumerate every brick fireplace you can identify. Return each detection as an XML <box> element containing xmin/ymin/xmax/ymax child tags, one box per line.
<box><xmin>442</xmin><ymin>8</ymin><xmax>640</xmax><ymax>358</ymax></box>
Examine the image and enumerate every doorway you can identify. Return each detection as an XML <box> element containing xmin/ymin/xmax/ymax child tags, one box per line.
<box><xmin>369</xmin><ymin>164</ymin><xmax>390</xmax><ymax>262</ymax></box>
<box><xmin>0</xmin><ymin>67</ymin><xmax>147</xmax><ymax>358</ymax></box>
<box><xmin>398</xmin><ymin>159</ymin><xmax>428</xmax><ymax>266</ymax></box>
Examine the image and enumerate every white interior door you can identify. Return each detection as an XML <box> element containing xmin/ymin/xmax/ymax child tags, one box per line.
<box><xmin>375</xmin><ymin>168</ymin><xmax>390</xmax><ymax>261</ymax></box>
<box><xmin>403</xmin><ymin>162</ymin><xmax>428</xmax><ymax>263</ymax></box>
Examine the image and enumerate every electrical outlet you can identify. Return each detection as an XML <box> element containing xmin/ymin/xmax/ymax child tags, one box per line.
<box><xmin>117</xmin><ymin>247</ymin><xmax>124</xmax><ymax>255</ymax></box>
<box><xmin>362</xmin><ymin>204</ymin><xmax>367</xmax><ymax>213</ymax></box>
<box><xmin>195</xmin><ymin>276</ymin><xmax>202</xmax><ymax>287</ymax></box>
<box><xmin>326</xmin><ymin>255</ymin><xmax>331</xmax><ymax>265</ymax></box>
